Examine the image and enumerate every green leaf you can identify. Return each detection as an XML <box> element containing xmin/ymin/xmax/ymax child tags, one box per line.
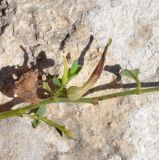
<box><xmin>32</xmin><ymin>105</ymin><xmax>46</xmax><ymax>128</ymax></box>
<box><xmin>68</xmin><ymin>59</ymin><xmax>82</xmax><ymax>81</ymax></box>
<box><xmin>31</xmin><ymin>114</ymin><xmax>74</xmax><ymax>138</ymax></box>
<box><xmin>60</xmin><ymin>126</ymin><xmax>74</xmax><ymax>139</ymax></box>
<box><xmin>53</xmin><ymin>77</ymin><xmax>61</xmax><ymax>86</ymax></box>
<box><xmin>62</xmin><ymin>57</ymin><xmax>69</xmax><ymax>85</ymax></box>
<box><xmin>69</xmin><ymin>66</ymin><xmax>82</xmax><ymax>80</ymax></box>
<box><xmin>69</xmin><ymin>59</ymin><xmax>79</xmax><ymax>75</ymax></box>
<box><xmin>120</xmin><ymin>68</ymin><xmax>140</xmax><ymax>82</ymax></box>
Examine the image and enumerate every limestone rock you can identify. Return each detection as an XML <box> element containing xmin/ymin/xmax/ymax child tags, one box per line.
<box><xmin>0</xmin><ymin>0</ymin><xmax>159</xmax><ymax>159</ymax></box>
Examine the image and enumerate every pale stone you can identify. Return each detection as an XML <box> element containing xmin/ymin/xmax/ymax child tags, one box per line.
<box><xmin>0</xmin><ymin>0</ymin><xmax>159</xmax><ymax>159</ymax></box>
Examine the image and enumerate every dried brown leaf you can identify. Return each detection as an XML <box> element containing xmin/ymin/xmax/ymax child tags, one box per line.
<box><xmin>14</xmin><ymin>70</ymin><xmax>42</xmax><ymax>104</ymax></box>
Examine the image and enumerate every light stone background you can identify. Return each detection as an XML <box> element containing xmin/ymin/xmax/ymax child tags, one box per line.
<box><xmin>0</xmin><ymin>0</ymin><xmax>159</xmax><ymax>159</ymax></box>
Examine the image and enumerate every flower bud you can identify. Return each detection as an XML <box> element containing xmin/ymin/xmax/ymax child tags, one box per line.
<box><xmin>67</xmin><ymin>38</ymin><xmax>112</xmax><ymax>101</ymax></box>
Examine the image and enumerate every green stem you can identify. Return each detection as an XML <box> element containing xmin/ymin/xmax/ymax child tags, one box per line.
<box><xmin>54</xmin><ymin>86</ymin><xmax>65</xmax><ymax>97</ymax></box>
<box><xmin>93</xmin><ymin>87</ymin><xmax>159</xmax><ymax>102</ymax></box>
<box><xmin>137</xmin><ymin>78</ymin><xmax>141</xmax><ymax>93</ymax></box>
<box><xmin>0</xmin><ymin>86</ymin><xmax>159</xmax><ymax>120</ymax></box>
<box><xmin>0</xmin><ymin>97</ymin><xmax>92</xmax><ymax>120</ymax></box>
<box><xmin>25</xmin><ymin>114</ymin><xmax>73</xmax><ymax>138</ymax></box>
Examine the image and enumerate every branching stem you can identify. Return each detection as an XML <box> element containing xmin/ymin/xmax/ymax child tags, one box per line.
<box><xmin>25</xmin><ymin>114</ymin><xmax>73</xmax><ymax>138</ymax></box>
<box><xmin>0</xmin><ymin>86</ymin><xmax>159</xmax><ymax>120</ymax></box>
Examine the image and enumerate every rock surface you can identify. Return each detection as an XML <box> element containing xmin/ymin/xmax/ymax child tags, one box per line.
<box><xmin>0</xmin><ymin>0</ymin><xmax>159</xmax><ymax>159</ymax></box>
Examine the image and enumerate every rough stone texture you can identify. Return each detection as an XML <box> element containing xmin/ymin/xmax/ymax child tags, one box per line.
<box><xmin>0</xmin><ymin>0</ymin><xmax>159</xmax><ymax>159</ymax></box>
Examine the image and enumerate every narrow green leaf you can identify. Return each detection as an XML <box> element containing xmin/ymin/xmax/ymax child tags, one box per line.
<box><xmin>68</xmin><ymin>59</ymin><xmax>82</xmax><ymax>81</ymax></box>
<box><xmin>53</xmin><ymin>77</ymin><xmax>61</xmax><ymax>86</ymax></box>
<box><xmin>120</xmin><ymin>68</ymin><xmax>140</xmax><ymax>82</ymax></box>
<box><xmin>70</xmin><ymin>59</ymin><xmax>79</xmax><ymax>75</ymax></box>
<box><xmin>68</xmin><ymin>66</ymin><xmax>82</xmax><ymax>80</ymax></box>
<box><xmin>32</xmin><ymin>105</ymin><xmax>46</xmax><ymax>128</ymax></box>
<box><xmin>36</xmin><ymin>105</ymin><xmax>46</xmax><ymax>115</ymax></box>
<box><xmin>31</xmin><ymin>114</ymin><xmax>74</xmax><ymax>138</ymax></box>
<box><xmin>61</xmin><ymin>126</ymin><xmax>74</xmax><ymax>139</ymax></box>
<box><xmin>62</xmin><ymin>57</ymin><xmax>69</xmax><ymax>85</ymax></box>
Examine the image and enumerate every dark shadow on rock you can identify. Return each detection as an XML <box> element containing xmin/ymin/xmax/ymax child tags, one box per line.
<box><xmin>0</xmin><ymin>46</ymin><xmax>54</xmax><ymax>112</ymax></box>
<box><xmin>20</xmin><ymin>46</ymin><xmax>55</xmax><ymax>72</ymax></box>
<box><xmin>0</xmin><ymin>24</ymin><xmax>9</xmax><ymax>36</ymax></box>
<box><xmin>59</xmin><ymin>24</ymin><xmax>77</xmax><ymax>50</ymax></box>
<box><xmin>0</xmin><ymin>98</ymin><xmax>23</xmax><ymax>112</ymax></box>
<box><xmin>0</xmin><ymin>0</ymin><xmax>17</xmax><ymax>36</ymax></box>
<box><xmin>78</xmin><ymin>35</ymin><xmax>94</xmax><ymax>66</ymax></box>
<box><xmin>86</xmin><ymin>81</ymin><xmax>159</xmax><ymax>96</ymax></box>
<box><xmin>59</xmin><ymin>34</ymin><xmax>70</xmax><ymax>50</ymax></box>
<box><xmin>35</xmin><ymin>51</ymin><xmax>55</xmax><ymax>71</ymax></box>
<box><xmin>104</xmin><ymin>64</ymin><xmax>122</xmax><ymax>81</ymax></box>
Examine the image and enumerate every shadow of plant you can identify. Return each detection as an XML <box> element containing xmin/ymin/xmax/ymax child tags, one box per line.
<box><xmin>78</xmin><ymin>35</ymin><xmax>94</xmax><ymax>66</ymax></box>
<box><xmin>0</xmin><ymin>46</ymin><xmax>54</xmax><ymax>112</ymax></box>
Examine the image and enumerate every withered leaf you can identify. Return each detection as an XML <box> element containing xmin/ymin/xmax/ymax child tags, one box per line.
<box><xmin>14</xmin><ymin>70</ymin><xmax>41</xmax><ymax>104</ymax></box>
